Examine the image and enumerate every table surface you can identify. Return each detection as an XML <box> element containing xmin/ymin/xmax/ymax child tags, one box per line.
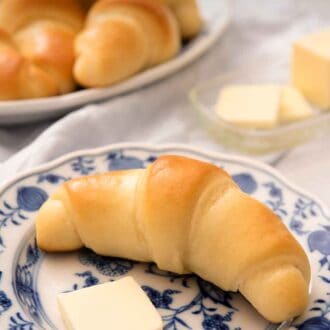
<box><xmin>0</xmin><ymin>0</ymin><xmax>329</xmax><ymax>207</ymax></box>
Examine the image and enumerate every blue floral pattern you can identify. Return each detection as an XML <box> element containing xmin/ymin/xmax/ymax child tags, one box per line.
<box><xmin>0</xmin><ymin>291</ymin><xmax>11</xmax><ymax>315</ymax></box>
<box><xmin>71</xmin><ymin>157</ymin><xmax>95</xmax><ymax>175</ymax></box>
<box><xmin>153</xmin><ymin>285</ymin><xmax>233</xmax><ymax>329</ymax></box>
<box><xmin>290</xmin><ymin>197</ymin><xmax>318</xmax><ymax>236</ymax></box>
<box><xmin>8</xmin><ymin>312</ymin><xmax>34</xmax><ymax>330</ymax></box>
<box><xmin>0</xmin><ymin>187</ymin><xmax>47</xmax><ymax>248</ymax></box>
<box><xmin>0</xmin><ymin>272</ymin><xmax>11</xmax><ymax>316</ymax></box>
<box><xmin>106</xmin><ymin>150</ymin><xmax>156</xmax><ymax>171</ymax></box>
<box><xmin>232</xmin><ymin>173</ymin><xmax>257</xmax><ymax>194</ymax></box>
<box><xmin>309</xmin><ymin>228</ymin><xmax>330</xmax><ymax>271</ymax></box>
<box><xmin>296</xmin><ymin>294</ymin><xmax>330</xmax><ymax>329</ymax></box>
<box><xmin>263</xmin><ymin>182</ymin><xmax>287</xmax><ymax>218</ymax></box>
<box><xmin>16</xmin><ymin>187</ymin><xmax>47</xmax><ymax>212</ymax></box>
<box><xmin>143</xmin><ymin>286</ymin><xmax>181</xmax><ymax>309</ymax></box>
<box><xmin>13</xmin><ymin>241</ymin><xmax>43</xmax><ymax>325</ymax></box>
<box><xmin>0</xmin><ymin>146</ymin><xmax>329</xmax><ymax>329</ymax></box>
<box><xmin>308</xmin><ymin>229</ymin><xmax>330</xmax><ymax>256</ymax></box>
<box><xmin>79</xmin><ymin>249</ymin><xmax>135</xmax><ymax>277</ymax></box>
<box><xmin>37</xmin><ymin>173</ymin><xmax>68</xmax><ymax>184</ymax></box>
<box><xmin>67</xmin><ymin>271</ymin><xmax>100</xmax><ymax>292</ymax></box>
<box><xmin>143</xmin><ymin>264</ymin><xmax>238</xmax><ymax>330</ymax></box>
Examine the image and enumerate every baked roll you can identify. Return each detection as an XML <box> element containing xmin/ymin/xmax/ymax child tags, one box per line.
<box><xmin>0</xmin><ymin>0</ymin><xmax>85</xmax><ymax>100</ymax></box>
<box><xmin>36</xmin><ymin>155</ymin><xmax>310</xmax><ymax>323</ymax></box>
<box><xmin>74</xmin><ymin>0</ymin><xmax>181</xmax><ymax>87</ymax></box>
<box><xmin>0</xmin><ymin>29</ymin><xmax>58</xmax><ymax>100</ymax></box>
<box><xmin>157</xmin><ymin>0</ymin><xmax>203</xmax><ymax>39</ymax></box>
<box><xmin>81</xmin><ymin>0</ymin><xmax>203</xmax><ymax>39</ymax></box>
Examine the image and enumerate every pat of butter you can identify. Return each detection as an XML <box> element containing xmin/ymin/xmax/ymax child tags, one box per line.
<box><xmin>292</xmin><ymin>29</ymin><xmax>330</xmax><ymax>109</ymax></box>
<box><xmin>280</xmin><ymin>86</ymin><xmax>314</xmax><ymax>123</ymax></box>
<box><xmin>57</xmin><ymin>277</ymin><xmax>163</xmax><ymax>330</ymax></box>
<box><xmin>216</xmin><ymin>85</ymin><xmax>280</xmax><ymax>128</ymax></box>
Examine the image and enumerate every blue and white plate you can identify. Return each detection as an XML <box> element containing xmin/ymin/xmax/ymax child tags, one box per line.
<box><xmin>0</xmin><ymin>0</ymin><xmax>231</xmax><ymax>125</ymax></box>
<box><xmin>0</xmin><ymin>143</ymin><xmax>329</xmax><ymax>330</ymax></box>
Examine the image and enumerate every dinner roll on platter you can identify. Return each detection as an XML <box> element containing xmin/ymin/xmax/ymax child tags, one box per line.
<box><xmin>74</xmin><ymin>0</ymin><xmax>181</xmax><ymax>87</ymax></box>
<box><xmin>0</xmin><ymin>0</ymin><xmax>203</xmax><ymax>100</ymax></box>
<box><xmin>157</xmin><ymin>0</ymin><xmax>203</xmax><ymax>39</ymax></box>
<box><xmin>0</xmin><ymin>0</ymin><xmax>85</xmax><ymax>100</ymax></box>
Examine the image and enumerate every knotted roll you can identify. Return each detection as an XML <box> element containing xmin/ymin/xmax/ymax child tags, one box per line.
<box><xmin>36</xmin><ymin>155</ymin><xmax>310</xmax><ymax>323</ymax></box>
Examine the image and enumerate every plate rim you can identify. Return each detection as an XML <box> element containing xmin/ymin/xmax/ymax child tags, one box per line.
<box><xmin>0</xmin><ymin>142</ymin><xmax>328</xmax><ymax>219</ymax></box>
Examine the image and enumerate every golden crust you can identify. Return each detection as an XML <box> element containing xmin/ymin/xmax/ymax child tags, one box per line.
<box><xmin>0</xmin><ymin>30</ymin><xmax>24</xmax><ymax>99</ymax></box>
<box><xmin>0</xmin><ymin>0</ymin><xmax>84</xmax><ymax>33</ymax></box>
<box><xmin>82</xmin><ymin>0</ymin><xmax>203</xmax><ymax>38</ymax></box>
<box><xmin>156</xmin><ymin>0</ymin><xmax>203</xmax><ymax>38</ymax></box>
<box><xmin>94</xmin><ymin>0</ymin><xmax>180</xmax><ymax>62</ymax></box>
<box><xmin>139</xmin><ymin>155</ymin><xmax>233</xmax><ymax>273</ymax></box>
<box><xmin>0</xmin><ymin>0</ymin><xmax>84</xmax><ymax>100</ymax></box>
<box><xmin>15</xmin><ymin>22</ymin><xmax>77</xmax><ymax>93</ymax></box>
<box><xmin>74</xmin><ymin>18</ymin><xmax>150</xmax><ymax>87</ymax></box>
<box><xmin>35</xmin><ymin>155</ymin><xmax>311</xmax><ymax>323</ymax></box>
<box><xmin>64</xmin><ymin>170</ymin><xmax>151</xmax><ymax>261</ymax></box>
<box><xmin>74</xmin><ymin>0</ymin><xmax>180</xmax><ymax>87</ymax></box>
<box><xmin>0</xmin><ymin>29</ymin><xmax>59</xmax><ymax>100</ymax></box>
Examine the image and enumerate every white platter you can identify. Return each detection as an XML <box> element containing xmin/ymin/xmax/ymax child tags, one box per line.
<box><xmin>0</xmin><ymin>0</ymin><xmax>231</xmax><ymax>125</ymax></box>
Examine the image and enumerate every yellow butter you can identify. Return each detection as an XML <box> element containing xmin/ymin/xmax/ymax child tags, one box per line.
<box><xmin>57</xmin><ymin>277</ymin><xmax>163</xmax><ymax>330</ymax></box>
<box><xmin>216</xmin><ymin>85</ymin><xmax>280</xmax><ymax>129</ymax></box>
<box><xmin>292</xmin><ymin>29</ymin><xmax>330</xmax><ymax>109</ymax></box>
<box><xmin>280</xmin><ymin>86</ymin><xmax>314</xmax><ymax>123</ymax></box>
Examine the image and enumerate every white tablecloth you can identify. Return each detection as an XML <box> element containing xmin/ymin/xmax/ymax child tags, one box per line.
<box><xmin>0</xmin><ymin>0</ymin><xmax>329</xmax><ymax>207</ymax></box>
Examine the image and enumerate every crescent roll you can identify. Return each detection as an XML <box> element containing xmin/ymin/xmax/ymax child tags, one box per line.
<box><xmin>36</xmin><ymin>155</ymin><xmax>310</xmax><ymax>323</ymax></box>
<box><xmin>157</xmin><ymin>0</ymin><xmax>203</xmax><ymax>39</ymax></box>
<box><xmin>0</xmin><ymin>0</ymin><xmax>84</xmax><ymax>100</ymax></box>
<box><xmin>74</xmin><ymin>0</ymin><xmax>181</xmax><ymax>87</ymax></box>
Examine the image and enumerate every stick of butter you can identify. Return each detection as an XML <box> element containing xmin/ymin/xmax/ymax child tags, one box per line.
<box><xmin>292</xmin><ymin>29</ymin><xmax>330</xmax><ymax>109</ymax></box>
<box><xmin>280</xmin><ymin>85</ymin><xmax>314</xmax><ymax>123</ymax></box>
<box><xmin>57</xmin><ymin>277</ymin><xmax>163</xmax><ymax>330</ymax></box>
<box><xmin>216</xmin><ymin>85</ymin><xmax>280</xmax><ymax>129</ymax></box>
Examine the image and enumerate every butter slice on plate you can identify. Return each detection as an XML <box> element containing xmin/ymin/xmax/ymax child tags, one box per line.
<box><xmin>57</xmin><ymin>277</ymin><xmax>163</xmax><ymax>330</ymax></box>
<box><xmin>216</xmin><ymin>85</ymin><xmax>280</xmax><ymax>129</ymax></box>
<box><xmin>280</xmin><ymin>85</ymin><xmax>314</xmax><ymax>123</ymax></box>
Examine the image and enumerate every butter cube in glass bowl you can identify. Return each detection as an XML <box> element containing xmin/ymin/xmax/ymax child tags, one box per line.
<box><xmin>189</xmin><ymin>66</ymin><xmax>330</xmax><ymax>155</ymax></box>
<box><xmin>216</xmin><ymin>85</ymin><xmax>281</xmax><ymax>129</ymax></box>
<box><xmin>280</xmin><ymin>86</ymin><xmax>314</xmax><ymax>123</ymax></box>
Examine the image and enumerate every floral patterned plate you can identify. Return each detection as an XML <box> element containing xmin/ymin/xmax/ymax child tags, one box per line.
<box><xmin>0</xmin><ymin>143</ymin><xmax>329</xmax><ymax>330</ymax></box>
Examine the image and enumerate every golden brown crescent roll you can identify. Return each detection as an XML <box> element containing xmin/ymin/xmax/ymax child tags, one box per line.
<box><xmin>0</xmin><ymin>0</ymin><xmax>85</xmax><ymax>100</ymax></box>
<box><xmin>35</xmin><ymin>155</ymin><xmax>310</xmax><ymax>323</ymax></box>
<box><xmin>74</xmin><ymin>0</ymin><xmax>181</xmax><ymax>88</ymax></box>
<box><xmin>157</xmin><ymin>0</ymin><xmax>203</xmax><ymax>39</ymax></box>
<box><xmin>0</xmin><ymin>29</ymin><xmax>59</xmax><ymax>100</ymax></box>
<box><xmin>82</xmin><ymin>0</ymin><xmax>203</xmax><ymax>39</ymax></box>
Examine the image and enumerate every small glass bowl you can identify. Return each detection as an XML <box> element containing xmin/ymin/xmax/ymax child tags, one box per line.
<box><xmin>189</xmin><ymin>67</ymin><xmax>330</xmax><ymax>155</ymax></box>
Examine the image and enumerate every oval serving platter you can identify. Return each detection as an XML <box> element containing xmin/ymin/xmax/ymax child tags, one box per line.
<box><xmin>0</xmin><ymin>0</ymin><xmax>231</xmax><ymax>126</ymax></box>
<box><xmin>0</xmin><ymin>143</ymin><xmax>329</xmax><ymax>330</ymax></box>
